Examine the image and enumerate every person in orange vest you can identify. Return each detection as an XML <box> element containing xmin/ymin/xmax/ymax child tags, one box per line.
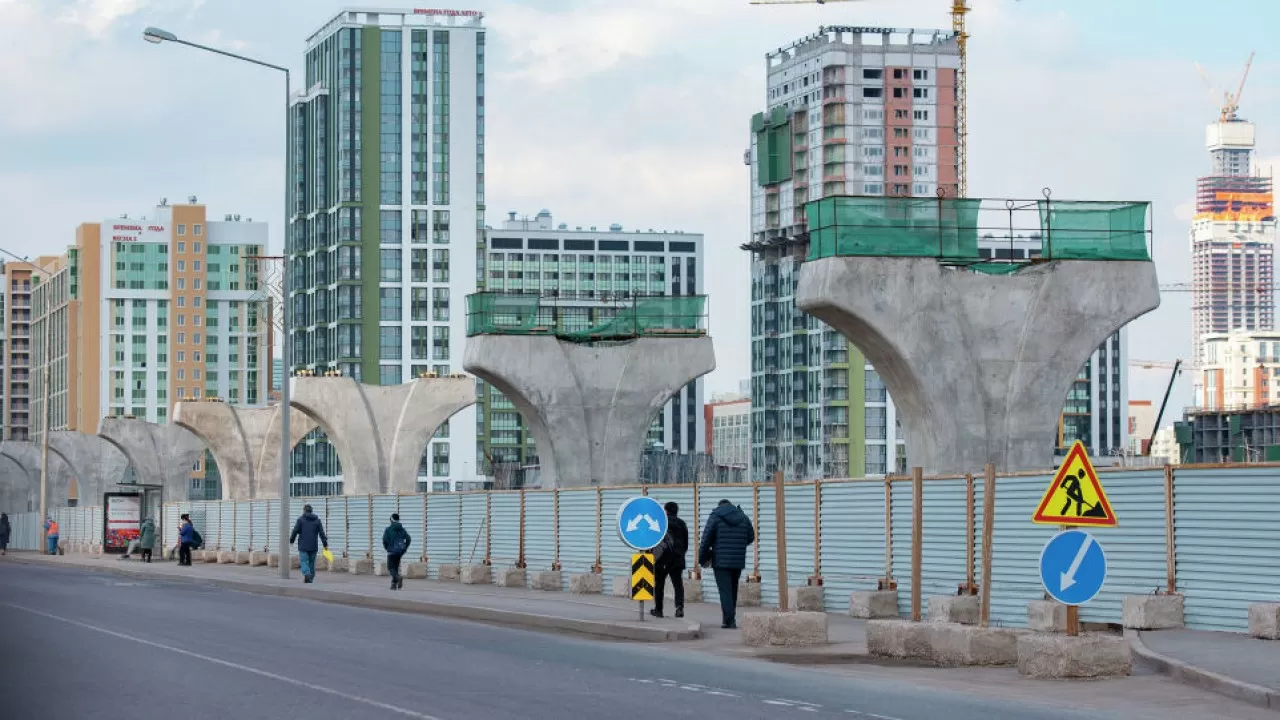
<box><xmin>45</xmin><ymin>517</ymin><xmax>59</xmax><ymax>556</ymax></box>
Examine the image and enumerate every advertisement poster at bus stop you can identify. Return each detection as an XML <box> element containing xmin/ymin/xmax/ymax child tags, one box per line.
<box><xmin>105</xmin><ymin>494</ymin><xmax>142</xmax><ymax>551</ymax></box>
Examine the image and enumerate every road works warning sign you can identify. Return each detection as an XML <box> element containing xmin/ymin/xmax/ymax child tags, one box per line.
<box><xmin>1032</xmin><ymin>441</ymin><xmax>1118</xmax><ymax>527</ymax></box>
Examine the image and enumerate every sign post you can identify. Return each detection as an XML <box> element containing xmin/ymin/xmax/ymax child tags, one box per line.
<box><xmin>616</xmin><ymin>496</ymin><xmax>668</xmax><ymax>622</ymax></box>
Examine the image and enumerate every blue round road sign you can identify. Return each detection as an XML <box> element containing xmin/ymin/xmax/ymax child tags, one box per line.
<box><xmin>616</xmin><ymin>496</ymin><xmax>668</xmax><ymax>551</ymax></box>
<box><xmin>1038</xmin><ymin>529</ymin><xmax>1108</xmax><ymax>606</ymax></box>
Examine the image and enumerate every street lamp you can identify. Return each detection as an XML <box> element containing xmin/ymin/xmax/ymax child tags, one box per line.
<box><xmin>143</xmin><ymin>26</ymin><xmax>294</xmax><ymax>580</ymax></box>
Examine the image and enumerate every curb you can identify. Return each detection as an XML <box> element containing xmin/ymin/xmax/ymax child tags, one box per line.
<box><xmin>15</xmin><ymin>555</ymin><xmax>701</xmax><ymax>644</ymax></box>
<box><xmin>1126</xmin><ymin>629</ymin><xmax>1279</xmax><ymax>711</ymax></box>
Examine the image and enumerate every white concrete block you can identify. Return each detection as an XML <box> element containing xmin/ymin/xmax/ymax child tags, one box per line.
<box><xmin>1027</xmin><ymin>600</ymin><xmax>1069</xmax><ymax>633</ymax></box>
<box><xmin>460</xmin><ymin>564</ymin><xmax>491</xmax><ymax>585</ymax></box>
<box><xmin>1017</xmin><ymin>633</ymin><xmax>1132</xmax><ymax>679</ymax></box>
<box><xmin>1122</xmin><ymin>594</ymin><xmax>1184</xmax><ymax>630</ymax></box>
<box><xmin>850</xmin><ymin>590</ymin><xmax>900</xmax><ymax>619</ymax></box>
<box><xmin>495</xmin><ymin>567</ymin><xmax>527</xmax><ymax>588</ymax></box>
<box><xmin>436</xmin><ymin>563</ymin><xmax>461</xmax><ymax>581</ymax></box>
<box><xmin>570</xmin><ymin>572</ymin><xmax>603</xmax><ymax>594</ymax></box>
<box><xmin>928</xmin><ymin>595</ymin><xmax>979</xmax><ymax>625</ymax></box>
<box><xmin>531</xmin><ymin>570</ymin><xmax>563</xmax><ymax>591</ymax></box>
<box><xmin>1248</xmin><ymin>603</ymin><xmax>1280</xmax><ymax>640</ymax></box>
<box><xmin>404</xmin><ymin>562</ymin><xmax>428</xmax><ymax>580</ymax></box>
<box><xmin>611</xmin><ymin>575</ymin><xmax>632</xmax><ymax>597</ymax></box>
<box><xmin>741</xmin><ymin>611</ymin><xmax>829</xmax><ymax>647</ymax></box>
<box><xmin>788</xmin><ymin>586</ymin><xmax>826</xmax><ymax>612</ymax></box>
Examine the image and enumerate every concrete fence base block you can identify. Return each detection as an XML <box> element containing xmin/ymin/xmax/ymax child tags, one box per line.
<box><xmin>495</xmin><ymin>567</ymin><xmax>527</xmax><ymax>588</ymax></box>
<box><xmin>1017</xmin><ymin>632</ymin><xmax>1132</xmax><ymax>679</ymax></box>
<box><xmin>531</xmin><ymin>570</ymin><xmax>563</xmax><ymax>591</ymax></box>
<box><xmin>928</xmin><ymin>595</ymin><xmax>979</xmax><ymax>625</ymax></box>
<box><xmin>739</xmin><ymin>581</ymin><xmax>762</xmax><ymax>607</ymax></box>
<box><xmin>404</xmin><ymin>562</ymin><xmax>429</xmax><ymax>580</ymax></box>
<box><xmin>201</xmin><ymin>550</ymin><xmax>220</xmax><ymax>563</ymax></box>
<box><xmin>348</xmin><ymin>558</ymin><xmax>374</xmax><ymax>575</ymax></box>
<box><xmin>675</xmin><ymin>575</ymin><xmax>704</xmax><ymax>604</ymax></box>
<box><xmin>217</xmin><ymin>551</ymin><xmax>237</xmax><ymax>564</ymax></box>
<box><xmin>850</xmin><ymin>590</ymin><xmax>900</xmax><ymax>619</ymax></box>
<box><xmin>460</xmin><ymin>564</ymin><xmax>491</xmax><ymax>585</ymax></box>
<box><xmin>611</xmin><ymin>575</ymin><xmax>632</xmax><ymax>598</ymax></box>
<box><xmin>741</xmin><ymin>611</ymin><xmax>830</xmax><ymax>648</ymax></box>
<box><xmin>928</xmin><ymin>624</ymin><xmax>1025</xmax><ymax>667</ymax></box>
<box><xmin>266</xmin><ymin>553</ymin><xmax>299</xmax><ymax>569</ymax></box>
<box><xmin>234</xmin><ymin>552</ymin><xmax>251</xmax><ymax>565</ymax></box>
<box><xmin>374</xmin><ymin>561</ymin><xmax>390</xmax><ymax>577</ymax></box>
<box><xmin>436</xmin><ymin>564</ymin><xmax>461</xmax><ymax>581</ymax></box>
<box><xmin>1028</xmin><ymin>600</ymin><xmax>1069</xmax><ymax>633</ymax></box>
<box><xmin>249</xmin><ymin>552</ymin><xmax>270</xmax><ymax>566</ymax></box>
<box><xmin>788</xmin><ymin>586</ymin><xmax>826</xmax><ymax>612</ymax></box>
<box><xmin>570</xmin><ymin>572</ymin><xmax>603</xmax><ymax>594</ymax></box>
<box><xmin>1123</xmin><ymin>594</ymin><xmax>1185</xmax><ymax>630</ymax></box>
<box><xmin>1248</xmin><ymin>603</ymin><xmax>1280</xmax><ymax>640</ymax></box>
<box><xmin>325</xmin><ymin>556</ymin><xmax>348</xmax><ymax>573</ymax></box>
<box><xmin>867</xmin><ymin>619</ymin><xmax>933</xmax><ymax>660</ymax></box>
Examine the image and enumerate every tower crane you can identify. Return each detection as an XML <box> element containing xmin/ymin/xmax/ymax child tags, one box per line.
<box><xmin>749</xmin><ymin>0</ymin><xmax>1013</xmax><ymax>199</ymax></box>
<box><xmin>1197</xmin><ymin>52</ymin><xmax>1256</xmax><ymax>123</ymax></box>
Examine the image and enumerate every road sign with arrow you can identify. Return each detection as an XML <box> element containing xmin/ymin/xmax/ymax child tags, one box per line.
<box><xmin>1038</xmin><ymin>528</ymin><xmax>1108</xmax><ymax>606</ymax></box>
<box><xmin>616</xmin><ymin>496</ymin><xmax>668</xmax><ymax>551</ymax></box>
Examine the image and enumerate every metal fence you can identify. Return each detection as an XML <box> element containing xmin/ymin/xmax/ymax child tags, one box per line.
<box><xmin>12</xmin><ymin>463</ymin><xmax>1278</xmax><ymax>633</ymax></box>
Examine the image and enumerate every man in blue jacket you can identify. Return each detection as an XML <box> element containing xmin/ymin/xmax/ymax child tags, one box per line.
<box><xmin>289</xmin><ymin>504</ymin><xmax>328</xmax><ymax>583</ymax></box>
<box><xmin>178</xmin><ymin>514</ymin><xmax>195</xmax><ymax>566</ymax></box>
<box><xmin>698</xmin><ymin>499</ymin><xmax>756</xmax><ymax>629</ymax></box>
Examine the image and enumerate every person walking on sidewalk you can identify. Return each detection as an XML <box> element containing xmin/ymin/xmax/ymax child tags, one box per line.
<box><xmin>699</xmin><ymin>499</ymin><xmax>755</xmax><ymax>629</ymax></box>
<box><xmin>0</xmin><ymin>513</ymin><xmax>10</xmax><ymax>556</ymax></box>
<box><xmin>44</xmin><ymin>517</ymin><xmax>59</xmax><ymax>556</ymax></box>
<box><xmin>650</xmin><ymin>501</ymin><xmax>688</xmax><ymax>619</ymax></box>
<box><xmin>137</xmin><ymin>517</ymin><xmax>156</xmax><ymax>563</ymax></box>
<box><xmin>290</xmin><ymin>504</ymin><xmax>328</xmax><ymax>584</ymax></box>
<box><xmin>178</xmin><ymin>514</ymin><xmax>195</xmax><ymax>566</ymax></box>
<box><xmin>381</xmin><ymin>513</ymin><xmax>412</xmax><ymax>590</ymax></box>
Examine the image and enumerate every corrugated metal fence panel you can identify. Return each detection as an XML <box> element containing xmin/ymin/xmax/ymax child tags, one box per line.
<box><xmin>459</xmin><ymin>493</ymin><xmax>487</xmax><ymax>566</ymax></box>
<box><xmin>600</xmin><ymin>489</ymin><xmax>638</xmax><ymax>593</ymax></box>
<box><xmin>819</xmin><ymin>480</ymin><xmax>888</xmax><ymax>611</ymax></box>
<box><xmin>425</xmin><ymin>493</ymin><xmax>461</xmax><ymax>571</ymax></box>
<box><xmin>981</xmin><ymin>473</ymin><xmax>1053</xmax><ymax>628</ymax></box>
<box><xmin>91</xmin><ymin>507</ymin><xmax>104</xmax><ymax>546</ymax></box>
<box><xmin>557</xmin><ymin>488</ymin><xmax>599</xmax><ymax>585</ymax></box>
<box><xmin>323</xmin><ymin>497</ymin><xmax>347</xmax><ymax>556</ymax></box>
<box><xmin>490</xmin><ymin>492</ymin><xmax>521</xmax><ymax>568</ymax></box>
<box><xmin>523</xmin><ymin>490</ymin><xmax>556</xmax><ymax>571</ymax></box>
<box><xmin>266</xmin><ymin>499</ymin><xmax>283</xmax><ymax>553</ymax></box>
<box><xmin>220</xmin><ymin>501</ymin><xmax>236</xmax><ymax>550</ymax></box>
<box><xmin>347</xmin><ymin>496</ymin><xmax>372</xmax><ymax>558</ymax></box>
<box><xmin>234</xmin><ymin>501</ymin><xmax>252</xmax><ymax>552</ymax></box>
<box><xmin>1175</xmin><ymin>467</ymin><xmax>1280</xmax><ymax>632</ymax></box>
<box><xmin>889</xmin><ymin>480</ymin><xmax>914</xmax><ymax>617</ymax></box>
<box><xmin>189</xmin><ymin>501</ymin><xmax>211</xmax><ymax>545</ymax></box>
<box><xmin>11</xmin><ymin>512</ymin><xmax>36</xmax><ymax>550</ymax></box>
<box><xmin>397</xmin><ymin>494</ymin><xmax>425</xmax><ymax>561</ymax></box>
<box><xmin>919</xmin><ymin>478</ymin><xmax>972</xmax><ymax>606</ymax></box>
<box><xmin>1078</xmin><ymin>470</ymin><xmax>1167</xmax><ymax>625</ymax></box>
<box><xmin>249</xmin><ymin>501</ymin><xmax>267</xmax><ymax>551</ymax></box>
<box><xmin>371</xmin><ymin>495</ymin><xmax>399</xmax><ymax>563</ymax></box>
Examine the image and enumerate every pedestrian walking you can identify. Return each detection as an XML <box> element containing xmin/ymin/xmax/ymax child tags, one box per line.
<box><xmin>289</xmin><ymin>504</ymin><xmax>328</xmax><ymax>584</ymax></box>
<box><xmin>381</xmin><ymin>513</ymin><xmax>412</xmax><ymax>590</ymax></box>
<box><xmin>698</xmin><ymin>499</ymin><xmax>756</xmax><ymax>629</ymax></box>
<box><xmin>137</xmin><ymin>517</ymin><xmax>156</xmax><ymax>563</ymax></box>
<box><xmin>0</xmin><ymin>513</ymin><xmax>10</xmax><ymax>556</ymax></box>
<box><xmin>178</xmin><ymin>514</ymin><xmax>195</xmax><ymax>566</ymax></box>
<box><xmin>650</xmin><ymin>501</ymin><xmax>688</xmax><ymax>619</ymax></box>
<box><xmin>44</xmin><ymin>517</ymin><xmax>59</xmax><ymax>556</ymax></box>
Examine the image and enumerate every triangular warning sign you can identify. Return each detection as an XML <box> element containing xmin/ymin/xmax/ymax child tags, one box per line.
<box><xmin>1032</xmin><ymin>441</ymin><xmax>1118</xmax><ymax>527</ymax></box>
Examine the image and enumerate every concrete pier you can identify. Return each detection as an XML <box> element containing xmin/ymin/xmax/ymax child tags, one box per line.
<box><xmin>290</xmin><ymin>376</ymin><xmax>475</xmax><ymax>495</ymax></box>
<box><xmin>173</xmin><ymin>402</ymin><xmax>318</xmax><ymax>499</ymax></box>
<box><xmin>463</xmin><ymin>336</ymin><xmax>715</xmax><ymax>487</ymax></box>
<box><xmin>0</xmin><ymin>452</ymin><xmax>35</xmax><ymax>513</ymax></box>
<box><xmin>46</xmin><ymin>432</ymin><xmax>129</xmax><ymax>506</ymax></box>
<box><xmin>98</xmin><ymin>418</ymin><xmax>205</xmax><ymax>501</ymax></box>
<box><xmin>0</xmin><ymin>440</ymin><xmax>74</xmax><ymax>507</ymax></box>
<box><xmin>796</xmin><ymin>257</ymin><xmax>1159</xmax><ymax>473</ymax></box>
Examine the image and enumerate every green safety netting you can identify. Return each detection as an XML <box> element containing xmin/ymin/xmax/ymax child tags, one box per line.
<box><xmin>1038</xmin><ymin>201</ymin><xmax>1150</xmax><ymax>261</ymax></box>
<box><xmin>805</xmin><ymin>196</ymin><xmax>982</xmax><ymax>261</ymax></box>
<box><xmin>466</xmin><ymin>293</ymin><xmax>706</xmax><ymax>340</ymax></box>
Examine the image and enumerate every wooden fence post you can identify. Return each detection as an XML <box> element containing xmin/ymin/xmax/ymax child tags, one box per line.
<box><xmin>749</xmin><ymin>481</ymin><xmax>761</xmax><ymax>582</ymax></box>
<box><xmin>552</xmin><ymin>488</ymin><xmax>561</xmax><ymax>571</ymax></box>
<box><xmin>517</xmin><ymin>489</ymin><xmax>526</xmax><ymax>568</ymax></box>
<box><xmin>1164</xmin><ymin>464</ymin><xmax>1176</xmax><ymax>594</ymax></box>
<box><xmin>910</xmin><ymin>467</ymin><xmax>923</xmax><ymax>622</ymax></box>
<box><xmin>366</xmin><ymin>494</ymin><xmax>374</xmax><ymax>559</ymax></box>
<box><xmin>691</xmin><ymin>476</ymin><xmax>701</xmax><ymax>580</ymax></box>
<box><xmin>421</xmin><ymin>492</ymin><xmax>428</xmax><ymax>564</ymax></box>
<box><xmin>965</xmin><ymin>472</ymin><xmax>975</xmax><ymax>594</ymax></box>
<box><xmin>980</xmin><ymin>463</ymin><xmax>996</xmax><ymax>628</ymax></box>
<box><xmin>484</xmin><ymin>492</ymin><xmax>493</xmax><ymax>566</ymax></box>
<box><xmin>592</xmin><ymin>486</ymin><xmax>602</xmax><ymax>573</ymax></box>
<box><xmin>881</xmin><ymin>476</ymin><xmax>895</xmax><ymax>590</ymax></box>
<box><xmin>810</xmin><ymin>479</ymin><xmax>823</xmax><ymax>586</ymax></box>
<box><xmin>774</xmin><ymin>471</ymin><xmax>790</xmax><ymax>610</ymax></box>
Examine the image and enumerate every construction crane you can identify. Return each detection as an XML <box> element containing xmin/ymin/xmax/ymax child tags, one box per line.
<box><xmin>749</xmin><ymin>0</ymin><xmax>1010</xmax><ymax>199</ymax></box>
<box><xmin>1197</xmin><ymin>52</ymin><xmax>1256</xmax><ymax>123</ymax></box>
<box><xmin>1131</xmin><ymin>359</ymin><xmax>1183</xmax><ymax>456</ymax></box>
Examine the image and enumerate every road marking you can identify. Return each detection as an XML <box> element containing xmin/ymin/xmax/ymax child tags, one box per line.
<box><xmin>844</xmin><ymin>711</ymin><xmax>904</xmax><ymax>720</ymax></box>
<box><xmin>5</xmin><ymin>603</ymin><xmax>446</xmax><ymax>720</ymax></box>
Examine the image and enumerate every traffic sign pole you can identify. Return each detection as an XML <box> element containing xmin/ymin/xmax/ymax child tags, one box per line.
<box><xmin>1062</xmin><ymin>524</ymin><xmax>1079</xmax><ymax>636</ymax></box>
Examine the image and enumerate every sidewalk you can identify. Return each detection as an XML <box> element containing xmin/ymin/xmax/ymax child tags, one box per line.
<box><xmin>1130</xmin><ymin>628</ymin><xmax>1280</xmax><ymax>710</ymax></box>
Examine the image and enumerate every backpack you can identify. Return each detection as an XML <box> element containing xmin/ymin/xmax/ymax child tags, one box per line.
<box><xmin>388</xmin><ymin>531</ymin><xmax>408</xmax><ymax>556</ymax></box>
<box><xmin>192</xmin><ymin>529</ymin><xmax>203</xmax><ymax>549</ymax></box>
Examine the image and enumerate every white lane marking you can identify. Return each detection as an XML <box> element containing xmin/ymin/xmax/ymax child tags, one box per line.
<box><xmin>844</xmin><ymin>711</ymin><xmax>905</xmax><ymax>720</ymax></box>
<box><xmin>5</xmin><ymin>603</ymin><xmax>446</xmax><ymax>720</ymax></box>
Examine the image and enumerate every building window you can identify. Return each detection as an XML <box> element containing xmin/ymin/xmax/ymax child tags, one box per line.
<box><xmin>193</xmin><ymin>225</ymin><xmax>203</xmax><ymax>236</ymax></box>
<box><xmin>432</xmin><ymin>249</ymin><xmax>449</xmax><ymax>282</ymax></box>
<box><xmin>431</xmin><ymin>442</ymin><xmax>450</xmax><ymax>477</ymax></box>
<box><xmin>177</xmin><ymin>225</ymin><xmax>186</xmax><ymax>236</ymax></box>
<box><xmin>379</xmin><ymin>326</ymin><xmax>402</xmax><ymax>361</ymax></box>
<box><xmin>412</xmin><ymin>288</ymin><xmax>430</xmax><ymax>321</ymax></box>
<box><xmin>412</xmin><ymin>326</ymin><xmax>430</xmax><ymax>360</ymax></box>
<box><xmin>432</xmin><ymin>326</ymin><xmax>449</xmax><ymax>361</ymax></box>
<box><xmin>432</xmin><ymin>288</ymin><xmax>449</xmax><ymax>321</ymax></box>
<box><xmin>433</xmin><ymin>210</ymin><xmax>450</xmax><ymax>244</ymax></box>
<box><xmin>380</xmin><ymin>365</ymin><xmax>402</xmax><ymax>385</ymax></box>
<box><xmin>380</xmin><ymin>210</ymin><xmax>402</xmax><ymax>246</ymax></box>
<box><xmin>411</xmin><ymin>249</ymin><xmax>430</xmax><ymax>282</ymax></box>
<box><xmin>380</xmin><ymin>249</ymin><xmax>402</xmax><ymax>282</ymax></box>
<box><xmin>380</xmin><ymin>288</ymin><xmax>401</xmax><ymax>321</ymax></box>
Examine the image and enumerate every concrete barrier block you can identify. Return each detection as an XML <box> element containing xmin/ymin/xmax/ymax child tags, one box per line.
<box><xmin>235</xmin><ymin>552</ymin><xmax>251</xmax><ymax>565</ymax></box>
<box><xmin>788</xmin><ymin>585</ymin><xmax>826</xmax><ymax>612</ymax></box>
<box><xmin>249</xmin><ymin>551</ymin><xmax>270</xmax><ymax>566</ymax></box>
<box><xmin>850</xmin><ymin>590</ymin><xmax>899</xmax><ymax>619</ymax></box>
<box><xmin>1249</xmin><ymin>603</ymin><xmax>1280</xmax><ymax>640</ymax></box>
<box><xmin>928</xmin><ymin>595</ymin><xmax>979</xmax><ymax>625</ymax></box>
<box><xmin>325</xmin><ymin>556</ymin><xmax>348</xmax><ymax>573</ymax></box>
<box><xmin>374</xmin><ymin>560</ymin><xmax>390</xmax><ymax>577</ymax></box>
<box><xmin>1017</xmin><ymin>633</ymin><xmax>1131</xmax><ymax>679</ymax></box>
<box><xmin>740</xmin><ymin>612</ymin><xmax>829</xmax><ymax>647</ymax></box>
<box><xmin>570</xmin><ymin>572</ymin><xmax>603</xmax><ymax>594</ymax></box>
<box><xmin>348</xmin><ymin>558</ymin><xmax>373</xmax><ymax>575</ymax></box>
<box><xmin>1028</xmin><ymin>600</ymin><xmax>1069</xmax><ymax>633</ymax></box>
<box><xmin>201</xmin><ymin>550</ymin><xmax>220</xmax><ymax>563</ymax></box>
<box><xmin>217</xmin><ymin>551</ymin><xmax>237</xmax><ymax>564</ymax></box>
<box><xmin>90</xmin><ymin>544</ymin><xmax>104</xmax><ymax>556</ymax></box>
<box><xmin>495</xmin><ymin>567</ymin><xmax>527</xmax><ymax>588</ymax></box>
<box><xmin>739</xmin><ymin>581</ymin><xmax>762</xmax><ymax>607</ymax></box>
<box><xmin>531</xmin><ymin>570</ymin><xmax>563</xmax><ymax>591</ymax></box>
<box><xmin>1122</xmin><ymin>594</ymin><xmax>1184</xmax><ymax>630</ymax></box>
<box><xmin>611</xmin><ymin>575</ymin><xmax>632</xmax><ymax>597</ymax></box>
<box><xmin>437</xmin><ymin>564</ymin><xmax>461</xmax><ymax>581</ymax></box>
<box><xmin>867</xmin><ymin>619</ymin><xmax>932</xmax><ymax>660</ymax></box>
<box><xmin>404</xmin><ymin>562</ymin><xmax>429</xmax><ymax>580</ymax></box>
<box><xmin>460</xmin><ymin>564</ymin><xmax>491</xmax><ymax>585</ymax></box>
<box><xmin>928</xmin><ymin>624</ymin><xmax>1024</xmax><ymax>667</ymax></box>
<box><xmin>665</xmin><ymin>574</ymin><xmax>704</xmax><ymax>603</ymax></box>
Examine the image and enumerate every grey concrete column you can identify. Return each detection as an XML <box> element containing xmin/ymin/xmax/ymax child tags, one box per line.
<box><xmin>46</xmin><ymin>432</ymin><xmax>128</xmax><ymax>506</ymax></box>
<box><xmin>173</xmin><ymin>402</ymin><xmax>318</xmax><ymax>499</ymax></box>
<box><xmin>795</xmin><ymin>257</ymin><xmax>1160</xmax><ymax>474</ymax></box>
<box><xmin>464</xmin><ymin>335</ymin><xmax>716</xmax><ymax>487</ymax></box>
<box><xmin>0</xmin><ymin>440</ymin><xmax>73</xmax><ymax>508</ymax></box>
<box><xmin>0</xmin><ymin>452</ymin><xmax>35</xmax><ymax>513</ymax></box>
<box><xmin>290</xmin><ymin>376</ymin><xmax>474</xmax><ymax>495</ymax></box>
<box><xmin>98</xmin><ymin>418</ymin><xmax>205</xmax><ymax>502</ymax></box>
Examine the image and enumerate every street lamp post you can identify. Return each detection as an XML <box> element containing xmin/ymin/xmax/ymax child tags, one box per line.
<box><xmin>144</xmin><ymin>27</ymin><xmax>293</xmax><ymax>580</ymax></box>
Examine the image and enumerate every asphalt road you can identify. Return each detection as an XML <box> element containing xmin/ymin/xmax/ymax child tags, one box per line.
<box><xmin>0</xmin><ymin>562</ymin><xmax>1134</xmax><ymax>720</ymax></box>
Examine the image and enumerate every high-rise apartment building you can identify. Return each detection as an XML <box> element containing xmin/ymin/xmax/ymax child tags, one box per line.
<box><xmin>2</xmin><ymin>261</ymin><xmax>40</xmax><ymax>440</ymax></box>
<box><xmin>477</xmin><ymin>211</ymin><xmax>705</xmax><ymax>485</ymax></box>
<box><xmin>746</xmin><ymin>26</ymin><xmax>960</xmax><ymax>480</ymax></box>
<box><xmin>705</xmin><ymin>393</ymin><xmax>750</xmax><ymax>471</ymax></box>
<box><xmin>1191</xmin><ymin>118</ymin><xmax>1276</xmax><ymax>403</ymax></box>
<box><xmin>1198</xmin><ymin>329</ymin><xmax>1280</xmax><ymax>409</ymax></box>
<box><xmin>289</xmin><ymin>8</ymin><xmax>485</xmax><ymax>491</ymax></box>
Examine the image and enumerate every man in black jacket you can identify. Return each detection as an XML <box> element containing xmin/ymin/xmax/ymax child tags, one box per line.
<box><xmin>289</xmin><ymin>504</ymin><xmax>328</xmax><ymax>584</ymax></box>
<box><xmin>650</xmin><ymin>502</ymin><xmax>688</xmax><ymax>619</ymax></box>
<box><xmin>699</xmin><ymin>499</ymin><xmax>756</xmax><ymax>629</ymax></box>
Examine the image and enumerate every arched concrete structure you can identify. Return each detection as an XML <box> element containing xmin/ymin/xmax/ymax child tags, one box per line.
<box><xmin>98</xmin><ymin>418</ymin><xmax>205</xmax><ymax>502</ymax></box>
<box><xmin>172</xmin><ymin>402</ymin><xmax>318</xmax><ymax>499</ymax></box>
<box><xmin>0</xmin><ymin>440</ymin><xmax>74</xmax><ymax>508</ymax></box>
<box><xmin>46</xmin><ymin>432</ymin><xmax>129</xmax><ymax>506</ymax></box>
<box><xmin>0</xmin><ymin>453</ymin><xmax>35</xmax><ymax>514</ymax></box>
<box><xmin>290</xmin><ymin>376</ymin><xmax>475</xmax><ymax>495</ymax></box>
<box><xmin>464</xmin><ymin>335</ymin><xmax>716</xmax><ymax>487</ymax></box>
<box><xmin>795</xmin><ymin>257</ymin><xmax>1160</xmax><ymax>474</ymax></box>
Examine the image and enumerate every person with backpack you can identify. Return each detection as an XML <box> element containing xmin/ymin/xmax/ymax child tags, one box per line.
<box><xmin>0</xmin><ymin>513</ymin><xmax>10</xmax><ymax>556</ymax></box>
<box><xmin>699</xmin><ymin>499</ymin><xmax>756</xmax><ymax>629</ymax></box>
<box><xmin>650</xmin><ymin>502</ymin><xmax>688</xmax><ymax>619</ymax></box>
<box><xmin>178</xmin><ymin>514</ymin><xmax>196</xmax><ymax>566</ymax></box>
<box><xmin>382</xmin><ymin>513</ymin><xmax>412</xmax><ymax>590</ymax></box>
<box><xmin>289</xmin><ymin>504</ymin><xmax>328</xmax><ymax>584</ymax></box>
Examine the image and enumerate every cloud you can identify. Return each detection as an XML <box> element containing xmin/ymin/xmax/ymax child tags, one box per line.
<box><xmin>58</xmin><ymin>0</ymin><xmax>148</xmax><ymax>37</ymax></box>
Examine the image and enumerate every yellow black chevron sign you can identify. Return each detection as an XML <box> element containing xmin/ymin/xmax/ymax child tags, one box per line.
<box><xmin>631</xmin><ymin>553</ymin><xmax>655</xmax><ymax>601</ymax></box>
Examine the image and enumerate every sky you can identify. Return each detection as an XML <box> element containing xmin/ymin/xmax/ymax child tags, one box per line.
<box><xmin>1</xmin><ymin>0</ymin><xmax>1279</xmax><ymax>416</ymax></box>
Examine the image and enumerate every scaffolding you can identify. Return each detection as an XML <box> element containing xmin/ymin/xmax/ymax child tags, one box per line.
<box><xmin>465</xmin><ymin>292</ymin><xmax>708</xmax><ymax>341</ymax></box>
